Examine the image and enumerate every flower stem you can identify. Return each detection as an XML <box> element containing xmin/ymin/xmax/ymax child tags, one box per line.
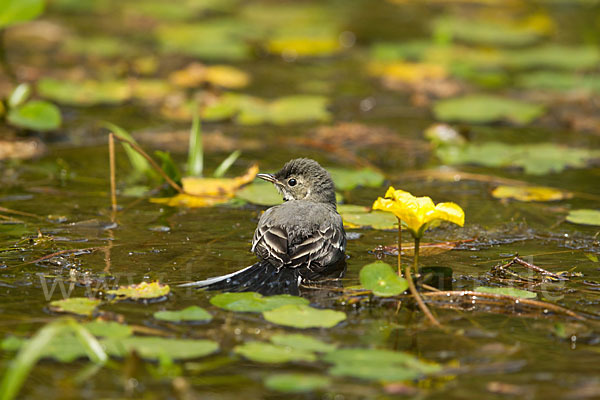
<box><xmin>405</xmin><ymin>237</ymin><xmax>440</xmax><ymax>327</ymax></box>
<box><xmin>397</xmin><ymin>217</ymin><xmax>402</xmax><ymax>277</ymax></box>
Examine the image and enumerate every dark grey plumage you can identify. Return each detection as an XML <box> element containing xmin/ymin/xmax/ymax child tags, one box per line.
<box><xmin>180</xmin><ymin>158</ymin><xmax>347</xmax><ymax>295</ymax></box>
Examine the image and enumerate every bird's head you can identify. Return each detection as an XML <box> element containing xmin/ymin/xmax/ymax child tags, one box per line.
<box><xmin>257</xmin><ymin>158</ymin><xmax>337</xmax><ymax>204</ymax></box>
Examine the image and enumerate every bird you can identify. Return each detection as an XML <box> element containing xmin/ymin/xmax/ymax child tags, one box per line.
<box><xmin>180</xmin><ymin>158</ymin><xmax>347</xmax><ymax>295</ymax></box>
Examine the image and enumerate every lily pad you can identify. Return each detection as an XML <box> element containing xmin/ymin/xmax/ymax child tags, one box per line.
<box><xmin>82</xmin><ymin>320</ymin><xmax>133</xmax><ymax>338</ymax></box>
<box><xmin>236</xmin><ymin>95</ymin><xmax>331</xmax><ymax>125</ymax></box>
<box><xmin>210</xmin><ymin>292</ymin><xmax>309</xmax><ymax>312</ymax></box>
<box><xmin>566</xmin><ymin>209</ymin><xmax>600</xmax><ymax>226</ymax></box>
<box><xmin>324</xmin><ymin>348</ymin><xmax>441</xmax><ymax>382</ymax></box>
<box><xmin>103</xmin><ymin>337</ymin><xmax>218</xmax><ymax>360</ymax></box>
<box><xmin>262</xmin><ymin>304</ymin><xmax>346</xmax><ymax>329</ymax></box>
<box><xmin>516</xmin><ymin>71</ymin><xmax>600</xmax><ymax>93</ymax></box>
<box><xmin>503</xmin><ymin>45</ymin><xmax>600</xmax><ymax>70</ymax></box>
<box><xmin>105</xmin><ymin>281</ymin><xmax>170</xmax><ymax>301</ymax></box>
<box><xmin>235</xmin><ymin>180</ymin><xmax>282</xmax><ymax>206</ymax></box>
<box><xmin>329</xmin><ymin>168</ymin><xmax>385</xmax><ymax>191</ymax></box>
<box><xmin>49</xmin><ymin>297</ymin><xmax>101</xmax><ymax>317</ymax></box>
<box><xmin>270</xmin><ymin>333</ymin><xmax>337</xmax><ymax>353</ymax></box>
<box><xmin>433</xmin><ymin>95</ymin><xmax>545</xmax><ymax>125</ymax></box>
<box><xmin>153</xmin><ymin>306</ymin><xmax>212</xmax><ymax>323</ymax></box>
<box><xmin>359</xmin><ymin>262</ymin><xmax>408</xmax><ymax>297</ymax></box>
<box><xmin>37</xmin><ymin>78</ymin><xmax>131</xmax><ymax>106</ymax></box>
<box><xmin>264</xmin><ymin>373</ymin><xmax>331</xmax><ymax>393</ymax></box>
<box><xmin>338</xmin><ymin>204</ymin><xmax>398</xmax><ymax>230</ymax></box>
<box><xmin>474</xmin><ymin>286</ymin><xmax>537</xmax><ymax>299</ymax></box>
<box><xmin>7</xmin><ymin>100</ymin><xmax>61</xmax><ymax>131</ymax></box>
<box><xmin>233</xmin><ymin>341</ymin><xmax>316</xmax><ymax>363</ymax></box>
<box><xmin>267</xmin><ymin>36</ymin><xmax>341</xmax><ymax>58</ymax></box>
<box><xmin>491</xmin><ymin>185</ymin><xmax>572</xmax><ymax>202</ymax></box>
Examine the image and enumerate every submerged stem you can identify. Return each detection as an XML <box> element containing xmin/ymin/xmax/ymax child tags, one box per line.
<box><xmin>405</xmin><ymin>237</ymin><xmax>440</xmax><ymax>327</ymax></box>
<box><xmin>397</xmin><ymin>217</ymin><xmax>402</xmax><ymax>277</ymax></box>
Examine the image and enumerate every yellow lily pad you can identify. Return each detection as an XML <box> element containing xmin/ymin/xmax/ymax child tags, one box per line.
<box><xmin>169</xmin><ymin>63</ymin><xmax>250</xmax><ymax>89</ymax></box>
<box><xmin>491</xmin><ymin>185</ymin><xmax>572</xmax><ymax>202</ymax></box>
<box><xmin>368</xmin><ymin>61</ymin><xmax>447</xmax><ymax>84</ymax></box>
<box><xmin>106</xmin><ymin>281</ymin><xmax>170</xmax><ymax>300</ymax></box>
<box><xmin>267</xmin><ymin>36</ymin><xmax>341</xmax><ymax>58</ymax></box>
<box><xmin>49</xmin><ymin>297</ymin><xmax>101</xmax><ymax>317</ymax></box>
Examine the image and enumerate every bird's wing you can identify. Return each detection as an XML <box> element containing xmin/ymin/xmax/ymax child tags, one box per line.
<box><xmin>251</xmin><ymin>219</ymin><xmax>290</xmax><ymax>267</ymax></box>
<box><xmin>288</xmin><ymin>223</ymin><xmax>345</xmax><ymax>273</ymax></box>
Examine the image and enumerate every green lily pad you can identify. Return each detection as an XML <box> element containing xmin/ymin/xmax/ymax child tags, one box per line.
<box><xmin>270</xmin><ymin>333</ymin><xmax>337</xmax><ymax>353</ymax></box>
<box><xmin>359</xmin><ymin>262</ymin><xmax>408</xmax><ymax>297</ymax></box>
<box><xmin>236</xmin><ymin>95</ymin><xmax>331</xmax><ymax>125</ymax></box>
<box><xmin>338</xmin><ymin>204</ymin><xmax>397</xmax><ymax>230</ymax></box>
<box><xmin>263</xmin><ymin>304</ymin><xmax>346</xmax><ymax>329</ymax></box>
<box><xmin>210</xmin><ymin>292</ymin><xmax>309</xmax><ymax>312</ymax></box>
<box><xmin>38</xmin><ymin>78</ymin><xmax>131</xmax><ymax>106</ymax></box>
<box><xmin>503</xmin><ymin>45</ymin><xmax>600</xmax><ymax>70</ymax></box>
<box><xmin>7</xmin><ymin>100</ymin><xmax>61</xmax><ymax>131</ymax></box>
<box><xmin>433</xmin><ymin>95</ymin><xmax>545</xmax><ymax>125</ymax></box>
<box><xmin>474</xmin><ymin>286</ymin><xmax>537</xmax><ymax>299</ymax></box>
<box><xmin>233</xmin><ymin>341</ymin><xmax>316</xmax><ymax>363</ymax></box>
<box><xmin>0</xmin><ymin>0</ymin><xmax>45</xmax><ymax>28</ymax></box>
<box><xmin>153</xmin><ymin>306</ymin><xmax>212</xmax><ymax>322</ymax></box>
<box><xmin>106</xmin><ymin>281</ymin><xmax>170</xmax><ymax>300</ymax></box>
<box><xmin>566</xmin><ymin>209</ymin><xmax>600</xmax><ymax>226</ymax></box>
<box><xmin>516</xmin><ymin>71</ymin><xmax>600</xmax><ymax>93</ymax></box>
<box><xmin>49</xmin><ymin>297</ymin><xmax>101</xmax><ymax>317</ymax></box>
<box><xmin>264</xmin><ymin>373</ymin><xmax>331</xmax><ymax>393</ymax></box>
<box><xmin>324</xmin><ymin>348</ymin><xmax>441</xmax><ymax>382</ymax></box>
<box><xmin>103</xmin><ymin>337</ymin><xmax>219</xmax><ymax>360</ymax></box>
<box><xmin>82</xmin><ymin>320</ymin><xmax>133</xmax><ymax>338</ymax></box>
<box><xmin>329</xmin><ymin>168</ymin><xmax>385</xmax><ymax>191</ymax></box>
<box><xmin>235</xmin><ymin>180</ymin><xmax>282</xmax><ymax>206</ymax></box>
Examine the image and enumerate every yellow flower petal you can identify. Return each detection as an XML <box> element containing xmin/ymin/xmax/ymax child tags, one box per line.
<box><xmin>434</xmin><ymin>202</ymin><xmax>465</xmax><ymax>227</ymax></box>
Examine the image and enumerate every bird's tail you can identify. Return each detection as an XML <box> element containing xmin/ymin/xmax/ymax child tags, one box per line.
<box><xmin>178</xmin><ymin>261</ymin><xmax>302</xmax><ymax>296</ymax></box>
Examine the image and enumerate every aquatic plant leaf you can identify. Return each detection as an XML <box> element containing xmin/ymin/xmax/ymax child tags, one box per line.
<box><xmin>7</xmin><ymin>100</ymin><xmax>61</xmax><ymax>131</ymax></box>
<box><xmin>516</xmin><ymin>71</ymin><xmax>600</xmax><ymax>93</ymax></box>
<box><xmin>210</xmin><ymin>292</ymin><xmax>308</xmax><ymax>312</ymax></box>
<box><xmin>474</xmin><ymin>286</ymin><xmax>537</xmax><ymax>299</ymax></box>
<box><xmin>106</xmin><ymin>281</ymin><xmax>170</xmax><ymax>300</ymax></box>
<box><xmin>8</xmin><ymin>83</ymin><xmax>31</xmax><ymax>108</ymax></box>
<box><xmin>491</xmin><ymin>185</ymin><xmax>572</xmax><ymax>202</ymax></box>
<box><xmin>170</xmin><ymin>63</ymin><xmax>250</xmax><ymax>89</ymax></box>
<box><xmin>153</xmin><ymin>306</ymin><xmax>212</xmax><ymax>322</ymax></box>
<box><xmin>338</xmin><ymin>204</ymin><xmax>398</xmax><ymax>230</ymax></box>
<box><xmin>503</xmin><ymin>45</ymin><xmax>600</xmax><ymax>70</ymax></box>
<box><xmin>368</xmin><ymin>61</ymin><xmax>447</xmax><ymax>84</ymax></box>
<box><xmin>433</xmin><ymin>95</ymin><xmax>545</xmax><ymax>125</ymax></box>
<box><xmin>49</xmin><ymin>297</ymin><xmax>101</xmax><ymax>317</ymax></box>
<box><xmin>235</xmin><ymin>180</ymin><xmax>282</xmax><ymax>206</ymax></box>
<box><xmin>82</xmin><ymin>321</ymin><xmax>133</xmax><ymax>338</ymax></box>
<box><xmin>264</xmin><ymin>373</ymin><xmax>331</xmax><ymax>393</ymax></box>
<box><xmin>270</xmin><ymin>334</ymin><xmax>337</xmax><ymax>353</ymax></box>
<box><xmin>37</xmin><ymin>78</ymin><xmax>131</xmax><ymax>106</ymax></box>
<box><xmin>103</xmin><ymin>337</ymin><xmax>218</xmax><ymax>360</ymax></box>
<box><xmin>324</xmin><ymin>348</ymin><xmax>441</xmax><ymax>382</ymax></box>
<box><xmin>566</xmin><ymin>209</ymin><xmax>600</xmax><ymax>226</ymax></box>
<box><xmin>234</xmin><ymin>342</ymin><xmax>316</xmax><ymax>363</ymax></box>
<box><xmin>235</xmin><ymin>95</ymin><xmax>331</xmax><ymax>125</ymax></box>
<box><xmin>329</xmin><ymin>168</ymin><xmax>385</xmax><ymax>191</ymax></box>
<box><xmin>267</xmin><ymin>36</ymin><xmax>341</xmax><ymax>57</ymax></box>
<box><xmin>359</xmin><ymin>262</ymin><xmax>408</xmax><ymax>297</ymax></box>
<box><xmin>0</xmin><ymin>0</ymin><xmax>45</xmax><ymax>28</ymax></box>
<box><xmin>263</xmin><ymin>304</ymin><xmax>346</xmax><ymax>328</ymax></box>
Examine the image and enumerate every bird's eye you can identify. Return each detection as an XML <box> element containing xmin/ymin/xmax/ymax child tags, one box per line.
<box><xmin>288</xmin><ymin>178</ymin><xmax>297</xmax><ymax>186</ymax></box>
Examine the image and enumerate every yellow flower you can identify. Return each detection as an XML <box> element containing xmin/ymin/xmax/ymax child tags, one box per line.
<box><xmin>372</xmin><ymin>186</ymin><xmax>465</xmax><ymax>238</ymax></box>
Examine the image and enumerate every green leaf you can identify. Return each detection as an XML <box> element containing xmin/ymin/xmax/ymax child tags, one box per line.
<box><xmin>7</xmin><ymin>101</ymin><xmax>61</xmax><ymax>131</ymax></box>
<box><xmin>263</xmin><ymin>304</ymin><xmax>346</xmax><ymax>328</ymax></box>
<box><xmin>516</xmin><ymin>71</ymin><xmax>600</xmax><ymax>93</ymax></box>
<box><xmin>104</xmin><ymin>122</ymin><xmax>154</xmax><ymax>178</ymax></box>
<box><xmin>323</xmin><ymin>348</ymin><xmax>441</xmax><ymax>382</ymax></box>
<box><xmin>82</xmin><ymin>321</ymin><xmax>133</xmax><ymax>339</ymax></box>
<box><xmin>213</xmin><ymin>149</ymin><xmax>241</xmax><ymax>178</ymax></box>
<box><xmin>49</xmin><ymin>297</ymin><xmax>101</xmax><ymax>317</ymax></box>
<box><xmin>264</xmin><ymin>373</ymin><xmax>331</xmax><ymax>393</ymax></box>
<box><xmin>433</xmin><ymin>95</ymin><xmax>545</xmax><ymax>125</ymax></box>
<box><xmin>37</xmin><ymin>78</ymin><xmax>131</xmax><ymax>106</ymax></box>
<box><xmin>329</xmin><ymin>168</ymin><xmax>385</xmax><ymax>191</ymax></box>
<box><xmin>235</xmin><ymin>180</ymin><xmax>283</xmax><ymax>206</ymax></box>
<box><xmin>233</xmin><ymin>342</ymin><xmax>316</xmax><ymax>363</ymax></box>
<box><xmin>236</xmin><ymin>95</ymin><xmax>331</xmax><ymax>125</ymax></box>
<box><xmin>210</xmin><ymin>292</ymin><xmax>308</xmax><ymax>312</ymax></box>
<box><xmin>153</xmin><ymin>306</ymin><xmax>212</xmax><ymax>323</ymax></box>
<box><xmin>0</xmin><ymin>0</ymin><xmax>45</xmax><ymax>29</ymax></box>
<box><xmin>105</xmin><ymin>281</ymin><xmax>170</xmax><ymax>301</ymax></box>
<box><xmin>270</xmin><ymin>333</ymin><xmax>337</xmax><ymax>353</ymax></box>
<box><xmin>187</xmin><ymin>109</ymin><xmax>203</xmax><ymax>176</ymax></box>
<box><xmin>359</xmin><ymin>262</ymin><xmax>408</xmax><ymax>297</ymax></box>
<box><xmin>338</xmin><ymin>204</ymin><xmax>398</xmax><ymax>230</ymax></box>
<box><xmin>474</xmin><ymin>286</ymin><xmax>537</xmax><ymax>299</ymax></box>
<box><xmin>155</xmin><ymin>150</ymin><xmax>182</xmax><ymax>184</ymax></box>
<box><xmin>566</xmin><ymin>209</ymin><xmax>600</xmax><ymax>226</ymax></box>
<box><xmin>103</xmin><ymin>337</ymin><xmax>218</xmax><ymax>360</ymax></box>
<box><xmin>503</xmin><ymin>45</ymin><xmax>600</xmax><ymax>70</ymax></box>
<box><xmin>8</xmin><ymin>83</ymin><xmax>31</xmax><ymax>108</ymax></box>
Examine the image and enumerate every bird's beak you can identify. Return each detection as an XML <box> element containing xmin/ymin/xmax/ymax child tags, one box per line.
<box><xmin>257</xmin><ymin>173</ymin><xmax>277</xmax><ymax>183</ymax></box>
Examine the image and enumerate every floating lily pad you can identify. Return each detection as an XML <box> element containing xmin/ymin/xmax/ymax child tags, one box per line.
<box><xmin>210</xmin><ymin>292</ymin><xmax>309</xmax><ymax>312</ymax></box>
<box><xmin>235</xmin><ymin>180</ymin><xmax>282</xmax><ymax>206</ymax></box>
<box><xmin>267</xmin><ymin>36</ymin><xmax>341</xmax><ymax>58</ymax></box>
<box><xmin>359</xmin><ymin>262</ymin><xmax>408</xmax><ymax>297</ymax></box>
<box><xmin>474</xmin><ymin>286</ymin><xmax>537</xmax><ymax>299</ymax></box>
<box><xmin>433</xmin><ymin>95</ymin><xmax>545</xmax><ymax>125</ymax></box>
<box><xmin>7</xmin><ymin>100</ymin><xmax>61</xmax><ymax>131</ymax></box>
<box><xmin>103</xmin><ymin>337</ymin><xmax>218</xmax><ymax>360</ymax></box>
<box><xmin>0</xmin><ymin>0</ymin><xmax>45</xmax><ymax>28</ymax></box>
<box><xmin>503</xmin><ymin>45</ymin><xmax>600</xmax><ymax>70</ymax></box>
<box><xmin>270</xmin><ymin>333</ymin><xmax>337</xmax><ymax>353</ymax></box>
<box><xmin>49</xmin><ymin>297</ymin><xmax>101</xmax><ymax>317</ymax></box>
<box><xmin>236</xmin><ymin>95</ymin><xmax>331</xmax><ymax>125</ymax></box>
<box><xmin>106</xmin><ymin>281</ymin><xmax>170</xmax><ymax>301</ymax></box>
<box><xmin>338</xmin><ymin>204</ymin><xmax>397</xmax><ymax>230</ymax></box>
<box><xmin>153</xmin><ymin>306</ymin><xmax>212</xmax><ymax>323</ymax></box>
<box><xmin>82</xmin><ymin>320</ymin><xmax>133</xmax><ymax>338</ymax></box>
<box><xmin>566</xmin><ymin>209</ymin><xmax>600</xmax><ymax>226</ymax></box>
<box><xmin>233</xmin><ymin>341</ymin><xmax>316</xmax><ymax>363</ymax></box>
<box><xmin>264</xmin><ymin>373</ymin><xmax>331</xmax><ymax>393</ymax></box>
<box><xmin>38</xmin><ymin>78</ymin><xmax>131</xmax><ymax>106</ymax></box>
<box><xmin>324</xmin><ymin>348</ymin><xmax>441</xmax><ymax>382</ymax></box>
<box><xmin>263</xmin><ymin>304</ymin><xmax>346</xmax><ymax>329</ymax></box>
<box><xmin>329</xmin><ymin>168</ymin><xmax>385</xmax><ymax>191</ymax></box>
<box><xmin>491</xmin><ymin>185</ymin><xmax>572</xmax><ymax>202</ymax></box>
<box><xmin>516</xmin><ymin>71</ymin><xmax>600</xmax><ymax>93</ymax></box>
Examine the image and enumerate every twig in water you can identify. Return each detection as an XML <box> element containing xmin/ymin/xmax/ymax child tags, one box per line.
<box><xmin>108</xmin><ymin>133</ymin><xmax>118</xmax><ymax>215</ymax></box>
